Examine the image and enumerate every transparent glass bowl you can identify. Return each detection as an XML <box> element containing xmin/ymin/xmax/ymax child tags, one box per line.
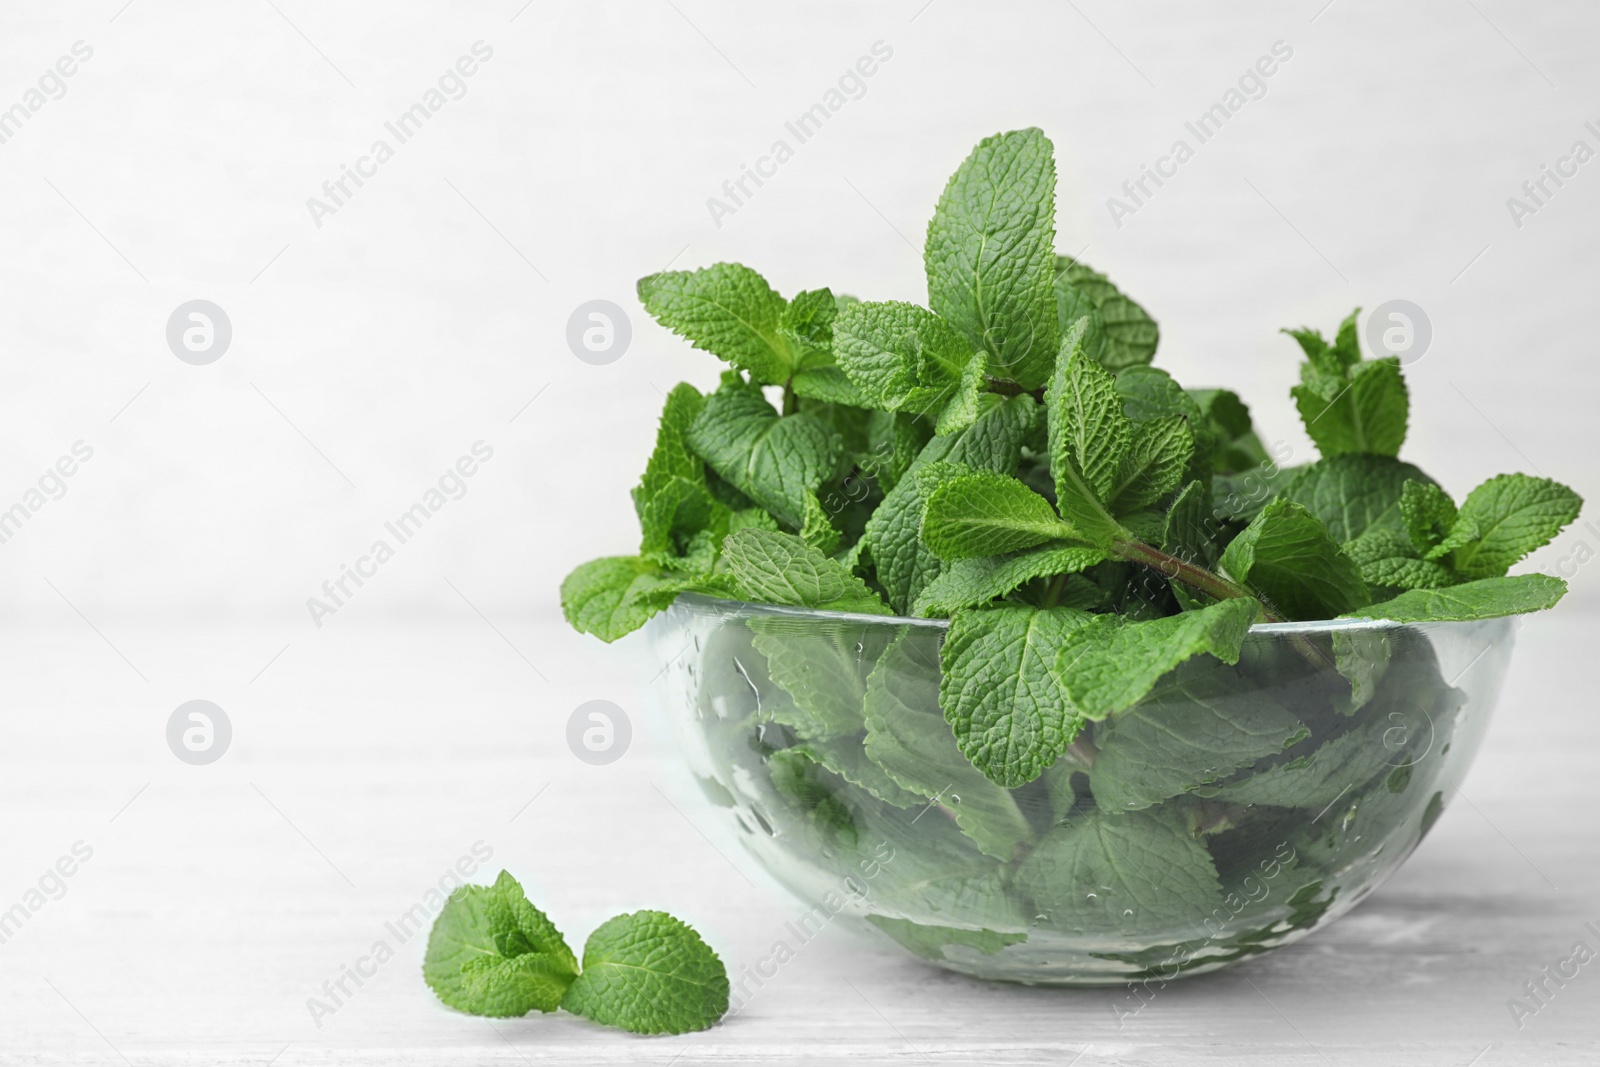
<box><xmin>650</xmin><ymin>594</ymin><xmax>1515</xmax><ymax>985</ymax></box>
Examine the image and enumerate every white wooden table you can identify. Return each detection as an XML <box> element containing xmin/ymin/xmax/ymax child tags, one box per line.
<box><xmin>1</xmin><ymin>604</ymin><xmax>1595</xmax><ymax>1065</ymax></box>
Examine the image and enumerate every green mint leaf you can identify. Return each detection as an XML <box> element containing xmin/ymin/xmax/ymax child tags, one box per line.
<box><xmin>1053</xmin><ymin>256</ymin><xmax>1159</xmax><ymax>371</ymax></box>
<box><xmin>920</xmin><ymin>470</ymin><xmax>1075</xmax><ymax>560</ymax></box>
<box><xmin>633</xmin><ymin>383</ymin><xmax>706</xmax><ymax>510</ymax></box>
<box><xmin>1213</xmin><ymin>462</ymin><xmax>1302</xmax><ymax>524</ymax></box>
<box><xmin>1444</xmin><ymin>473</ymin><xmax>1583</xmax><ymax>579</ymax></box>
<box><xmin>833</xmin><ymin>300</ymin><xmax>973</xmax><ymax>415</ymax></box>
<box><xmin>561</xmin><ymin>556</ymin><xmax>702</xmax><ymax>643</ymax></box>
<box><xmin>1205</xmin><ymin>708</ymin><xmax>1422</xmax><ymax>811</ymax></box>
<box><xmin>1292</xmin><ymin>357</ymin><xmax>1409</xmax><ymax>458</ymax></box>
<box><xmin>933</xmin><ymin>351</ymin><xmax>989</xmax><ymax>436</ymax></box>
<box><xmin>1052</xmin><ymin>597</ymin><xmax>1258</xmax><ymax>720</ymax></box>
<box><xmin>638</xmin><ymin>263</ymin><xmax>793</xmax><ymax>384</ymax></box>
<box><xmin>559</xmin><ymin>911</ymin><xmax>729</xmax><ymax>1036</ymax></box>
<box><xmin>1109</xmin><ymin>413</ymin><xmax>1193</xmax><ymax>513</ymax></box>
<box><xmin>798</xmin><ymin>492</ymin><xmax>841</xmax><ymax>556</ymax></box>
<box><xmin>1045</xmin><ymin>320</ymin><xmax>1131</xmax><ymax>545</ymax></box>
<box><xmin>1278</xmin><ymin>455</ymin><xmax>1440</xmax><ymax>544</ymax></box>
<box><xmin>862</xmin><ymin>410</ymin><xmax>933</xmax><ymax>494</ymax></box>
<box><xmin>686</xmin><ymin>384</ymin><xmax>842</xmax><ymax>528</ymax></box>
<box><xmin>483</xmin><ymin>870</ymin><xmax>579</xmax><ymax>972</ymax></box>
<box><xmin>1398</xmin><ymin>480</ymin><xmax>1458</xmax><ymax>554</ymax></box>
<box><xmin>1015</xmin><ymin>807</ymin><xmax>1224</xmax><ymax>932</ymax></box>
<box><xmin>1344</xmin><ymin>530</ymin><xmax>1458</xmax><ymax>593</ymax></box>
<box><xmin>863</xmin><ymin>395</ymin><xmax>1038</xmax><ymax>613</ymax></box>
<box><xmin>785</xmin><ymin>737</ymin><xmax>926</xmax><ymax>809</ymax></box>
<box><xmin>789</xmin><ymin>365</ymin><xmax>870</xmax><ymax>406</ymax></box>
<box><xmin>459</xmin><ymin>954</ymin><xmax>576</xmax><ymax>1017</ymax></box>
<box><xmin>1219</xmin><ymin>501</ymin><xmax>1369</xmax><ymax>620</ymax></box>
<box><xmin>1188</xmin><ymin>388</ymin><xmax>1271</xmax><ymax>474</ymax></box>
<box><xmin>925</xmin><ymin>128</ymin><xmax>1059</xmax><ymax>388</ymax></box>
<box><xmin>1163</xmin><ymin>480</ymin><xmax>1218</xmax><ymax>570</ymax></box>
<box><xmin>751</xmin><ymin>622</ymin><xmax>883</xmax><ymax>741</ymax></box>
<box><xmin>423</xmin><ymin>882</ymin><xmax>505</xmax><ymax>1013</ymax></box>
<box><xmin>1345</xmin><ymin>573</ymin><xmax>1568</xmax><ymax>623</ymax></box>
<box><xmin>910</xmin><ymin>544</ymin><xmax>1108</xmax><ymax>617</ymax></box>
<box><xmin>939</xmin><ymin>604</ymin><xmax>1095</xmax><ymax>787</ymax></box>
<box><xmin>863</xmin><ymin>633</ymin><xmax>1034</xmax><ymax>859</ymax></box>
<box><xmin>767</xmin><ymin>749</ymin><xmax>860</xmax><ymax>846</ymax></box>
<box><xmin>1087</xmin><ymin>658</ymin><xmax>1307</xmax><ymax>812</ymax></box>
<box><xmin>865</xmin><ymin>915</ymin><xmax>1027</xmax><ymax>962</ymax></box>
<box><xmin>779</xmin><ymin>287</ymin><xmax>838</xmax><ymax>370</ymax></box>
<box><xmin>721</xmin><ymin>529</ymin><xmax>891</xmax><ymax>614</ymax></box>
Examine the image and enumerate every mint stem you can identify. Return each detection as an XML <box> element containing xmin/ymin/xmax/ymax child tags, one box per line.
<box><xmin>1110</xmin><ymin>537</ymin><xmax>1286</xmax><ymax>624</ymax></box>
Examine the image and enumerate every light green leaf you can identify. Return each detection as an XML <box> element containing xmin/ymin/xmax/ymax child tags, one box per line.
<box><xmin>687</xmin><ymin>385</ymin><xmax>842</xmax><ymax>528</ymax></box>
<box><xmin>424</xmin><ymin>872</ymin><xmax>578</xmax><ymax>1017</ymax></box>
<box><xmin>459</xmin><ymin>954</ymin><xmax>575</xmax><ymax>1017</ymax></box>
<box><xmin>790</xmin><ymin>365</ymin><xmax>870</xmax><ymax>405</ymax></box>
<box><xmin>925</xmin><ymin>128</ymin><xmax>1059</xmax><ymax>389</ymax></box>
<box><xmin>863</xmin><ymin>633</ymin><xmax>1034</xmax><ymax>859</ymax></box>
<box><xmin>1399</xmin><ymin>480</ymin><xmax>1458</xmax><ymax>555</ymax></box>
<box><xmin>934</xmin><ymin>351</ymin><xmax>990</xmax><ymax>436</ymax></box>
<box><xmin>1344</xmin><ymin>530</ymin><xmax>1458</xmax><ymax>592</ymax></box>
<box><xmin>865</xmin><ymin>915</ymin><xmax>1026</xmax><ymax>961</ymax></box>
<box><xmin>1088</xmin><ymin>659</ymin><xmax>1307</xmax><ymax>812</ymax></box>
<box><xmin>1015</xmin><ymin>808</ymin><xmax>1224</xmax><ymax>932</ymax></box>
<box><xmin>1446</xmin><ymin>474</ymin><xmax>1583</xmax><ymax>579</ymax></box>
<box><xmin>911</xmin><ymin>544</ymin><xmax>1109</xmax><ymax>617</ymax></box>
<box><xmin>1291</xmin><ymin>357</ymin><xmax>1409</xmax><ymax>458</ymax></box>
<box><xmin>559</xmin><ymin>911</ymin><xmax>729</xmax><ymax>1035</ymax></box>
<box><xmin>1045</xmin><ymin>320</ymin><xmax>1130</xmax><ymax>545</ymax></box>
<box><xmin>722</xmin><ymin>529</ymin><xmax>890</xmax><ymax>614</ymax></box>
<box><xmin>1110</xmin><ymin>413</ymin><xmax>1193</xmax><ymax>513</ymax></box>
<box><xmin>1054</xmin><ymin>256</ymin><xmax>1159</xmax><ymax>371</ymax></box>
<box><xmin>638</xmin><ymin>263</ymin><xmax>793</xmax><ymax>384</ymax></box>
<box><xmin>833</xmin><ymin>300</ymin><xmax>973</xmax><ymax>414</ymax></box>
<box><xmin>1345</xmin><ymin>573</ymin><xmax>1568</xmax><ymax>623</ymax></box>
<box><xmin>1052</xmin><ymin>597</ymin><xmax>1259</xmax><ymax>720</ymax></box>
<box><xmin>921</xmin><ymin>470</ymin><xmax>1074</xmax><ymax>560</ymax></box>
<box><xmin>752</xmin><ymin>624</ymin><xmax>882</xmax><ymax>742</ymax></box>
<box><xmin>1278</xmin><ymin>454</ymin><xmax>1439</xmax><ymax>544</ymax></box>
<box><xmin>1220</xmin><ymin>501</ymin><xmax>1369</xmax><ymax>620</ymax></box>
<box><xmin>939</xmin><ymin>604</ymin><xmax>1095</xmax><ymax>787</ymax></box>
<box><xmin>779</xmin><ymin>286</ymin><xmax>838</xmax><ymax>370</ymax></box>
<box><xmin>561</xmin><ymin>556</ymin><xmax>706</xmax><ymax>643</ymax></box>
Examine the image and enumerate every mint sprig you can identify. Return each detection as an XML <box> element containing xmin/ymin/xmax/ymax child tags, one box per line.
<box><xmin>423</xmin><ymin>871</ymin><xmax>728</xmax><ymax>1035</ymax></box>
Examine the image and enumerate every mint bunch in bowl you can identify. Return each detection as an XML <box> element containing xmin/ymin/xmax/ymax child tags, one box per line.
<box><xmin>560</xmin><ymin>128</ymin><xmax>1581</xmax><ymax>984</ymax></box>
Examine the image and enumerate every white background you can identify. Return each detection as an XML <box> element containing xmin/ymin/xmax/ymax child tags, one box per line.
<box><xmin>1</xmin><ymin>1</ymin><xmax>1597</xmax><ymax>1064</ymax></box>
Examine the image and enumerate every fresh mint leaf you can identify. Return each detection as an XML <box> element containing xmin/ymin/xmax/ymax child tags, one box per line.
<box><xmin>926</xmin><ymin>128</ymin><xmax>1059</xmax><ymax>388</ymax></box>
<box><xmin>1346</xmin><ymin>573</ymin><xmax>1568</xmax><ymax>623</ymax></box>
<box><xmin>1292</xmin><ymin>355</ymin><xmax>1409</xmax><ymax>458</ymax></box>
<box><xmin>863</xmin><ymin>633</ymin><xmax>1034</xmax><ymax>859</ymax></box>
<box><xmin>561</xmin><ymin>556</ymin><xmax>708</xmax><ymax>643</ymax></box>
<box><xmin>911</xmin><ymin>544</ymin><xmax>1108</xmax><ymax>617</ymax></box>
<box><xmin>1015</xmin><ymin>807</ymin><xmax>1225</xmax><ymax>932</ymax></box>
<box><xmin>1188</xmin><ymin>388</ymin><xmax>1270</xmax><ymax>474</ymax></box>
<box><xmin>686</xmin><ymin>383</ymin><xmax>842</xmax><ymax>528</ymax></box>
<box><xmin>633</xmin><ymin>383</ymin><xmax>706</xmax><ymax>509</ymax></box>
<box><xmin>1052</xmin><ymin>597</ymin><xmax>1258</xmax><ymax>720</ymax></box>
<box><xmin>939</xmin><ymin>604</ymin><xmax>1095</xmax><ymax>787</ymax></box>
<box><xmin>833</xmin><ymin>300</ymin><xmax>973</xmax><ymax>415</ymax></box>
<box><xmin>722</xmin><ymin>529</ymin><xmax>890</xmax><ymax>614</ymax></box>
<box><xmin>751</xmin><ymin>622</ymin><xmax>886</xmax><ymax>742</ymax></box>
<box><xmin>1219</xmin><ymin>501</ymin><xmax>1369</xmax><ymax>620</ymax></box>
<box><xmin>424</xmin><ymin>872</ymin><xmax>578</xmax><ymax>1017</ymax></box>
<box><xmin>862</xmin><ymin>410</ymin><xmax>933</xmax><ymax>494</ymax></box>
<box><xmin>790</xmin><ymin>365</ymin><xmax>870</xmax><ymax>405</ymax></box>
<box><xmin>1278</xmin><ymin>455</ymin><xmax>1439</xmax><ymax>544</ymax></box>
<box><xmin>1443</xmin><ymin>474</ymin><xmax>1583</xmax><ymax>579</ymax></box>
<box><xmin>1109</xmin><ymin>413</ymin><xmax>1193</xmax><ymax>513</ymax></box>
<box><xmin>638</xmin><ymin>264</ymin><xmax>793</xmax><ymax>384</ymax></box>
<box><xmin>934</xmin><ymin>351</ymin><xmax>989</xmax><ymax>436</ymax></box>
<box><xmin>1089</xmin><ymin>657</ymin><xmax>1307</xmax><ymax>812</ymax></box>
<box><xmin>1399</xmin><ymin>480</ymin><xmax>1458</xmax><ymax>554</ymax></box>
<box><xmin>1344</xmin><ymin>530</ymin><xmax>1458</xmax><ymax>593</ymax></box>
<box><xmin>921</xmin><ymin>470</ymin><xmax>1074</xmax><ymax>560</ymax></box>
<box><xmin>459</xmin><ymin>954</ymin><xmax>576</xmax><ymax>1017</ymax></box>
<box><xmin>559</xmin><ymin>911</ymin><xmax>729</xmax><ymax>1035</ymax></box>
<box><xmin>779</xmin><ymin>286</ymin><xmax>838</xmax><ymax>370</ymax></box>
<box><xmin>1163</xmin><ymin>480</ymin><xmax>1218</xmax><ymax>569</ymax></box>
<box><xmin>1053</xmin><ymin>256</ymin><xmax>1159</xmax><ymax>371</ymax></box>
<box><xmin>1046</xmin><ymin>319</ymin><xmax>1130</xmax><ymax>545</ymax></box>
<box><xmin>865</xmin><ymin>915</ymin><xmax>1027</xmax><ymax>961</ymax></box>
<box><xmin>863</xmin><ymin>395</ymin><xmax>1038</xmax><ymax>613</ymax></box>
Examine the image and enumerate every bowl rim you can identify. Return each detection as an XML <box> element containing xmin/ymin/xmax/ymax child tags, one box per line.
<box><xmin>669</xmin><ymin>592</ymin><xmax>1504</xmax><ymax>635</ymax></box>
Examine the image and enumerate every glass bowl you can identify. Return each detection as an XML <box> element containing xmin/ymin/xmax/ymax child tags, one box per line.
<box><xmin>649</xmin><ymin>594</ymin><xmax>1515</xmax><ymax>985</ymax></box>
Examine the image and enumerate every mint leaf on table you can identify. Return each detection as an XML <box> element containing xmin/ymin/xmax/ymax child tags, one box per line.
<box><xmin>1088</xmin><ymin>658</ymin><xmax>1308</xmax><ymax>813</ymax></box>
<box><xmin>424</xmin><ymin>872</ymin><xmax>578</xmax><ymax>1017</ymax></box>
<box><xmin>925</xmin><ymin>127</ymin><xmax>1059</xmax><ymax>389</ymax></box>
<box><xmin>686</xmin><ymin>383</ymin><xmax>842</xmax><ymax>528</ymax></box>
<box><xmin>832</xmin><ymin>300</ymin><xmax>972</xmax><ymax>415</ymax></box>
<box><xmin>911</xmin><ymin>544</ymin><xmax>1109</xmax><ymax>617</ymax></box>
<box><xmin>1286</xmin><ymin>309</ymin><xmax>1409</xmax><ymax>458</ymax></box>
<box><xmin>1439</xmin><ymin>474</ymin><xmax>1583</xmax><ymax>579</ymax></box>
<box><xmin>863</xmin><ymin>394</ymin><xmax>1038</xmax><ymax>613</ymax></box>
<box><xmin>1278</xmin><ymin>454</ymin><xmax>1439</xmax><ymax>544</ymax></box>
<box><xmin>1015</xmin><ymin>807</ymin><xmax>1225</xmax><ymax>932</ymax></box>
<box><xmin>863</xmin><ymin>633</ymin><xmax>1034</xmax><ymax>859</ymax></box>
<box><xmin>638</xmin><ymin>264</ymin><xmax>796</xmax><ymax>385</ymax></box>
<box><xmin>1219</xmin><ymin>501</ymin><xmax>1369</xmax><ymax>620</ymax></box>
<box><xmin>921</xmin><ymin>470</ymin><xmax>1075</xmax><ymax>559</ymax></box>
<box><xmin>1345</xmin><ymin>573</ymin><xmax>1568</xmax><ymax>623</ymax></box>
<box><xmin>722</xmin><ymin>529</ymin><xmax>890</xmax><ymax>614</ymax></box>
<box><xmin>1052</xmin><ymin>597</ymin><xmax>1259</xmax><ymax>720</ymax></box>
<box><xmin>559</xmin><ymin>911</ymin><xmax>730</xmax><ymax>1036</ymax></box>
<box><xmin>939</xmin><ymin>603</ymin><xmax>1095</xmax><ymax>787</ymax></box>
<box><xmin>1053</xmin><ymin>256</ymin><xmax>1159</xmax><ymax>371</ymax></box>
<box><xmin>1045</xmin><ymin>319</ymin><xmax>1132</xmax><ymax>545</ymax></box>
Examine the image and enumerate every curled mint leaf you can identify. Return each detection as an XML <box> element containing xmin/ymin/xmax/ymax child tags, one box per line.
<box><xmin>559</xmin><ymin>911</ymin><xmax>730</xmax><ymax>1036</ymax></box>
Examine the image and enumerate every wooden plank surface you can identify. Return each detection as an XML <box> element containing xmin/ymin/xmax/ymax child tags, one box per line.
<box><xmin>0</xmin><ymin>605</ymin><xmax>1595</xmax><ymax>1065</ymax></box>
